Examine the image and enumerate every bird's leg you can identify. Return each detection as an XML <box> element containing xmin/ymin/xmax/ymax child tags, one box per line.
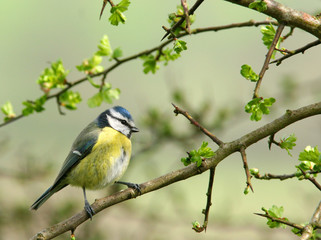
<box><xmin>82</xmin><ymin>187</ymin><xmax>95</xmax><ymax>219</ymax></box>
<box><xmin>115</xmin><ymin>181</ymin><xmax>141</xmax><ymax>195</ymax></box>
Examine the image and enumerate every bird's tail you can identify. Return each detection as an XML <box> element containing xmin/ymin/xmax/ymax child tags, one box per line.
<box><xmin>30</xmin><ymin>184</ymin><xmax>67</xmax><ymax>210</ymax></box>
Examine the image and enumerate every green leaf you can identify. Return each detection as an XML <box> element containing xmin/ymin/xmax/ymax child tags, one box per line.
<box><xmin>87</xmin><ymin>83</ymin><xmax>120</xmax><ymax>108</ymax></box>
<box><xmin>159</xmin><ymin>48</ymin><xmax>181</xmax><ymax>66</ymax></box>
<box><xmin>112</xmin><ymin>47</ymin><xmax>123</xmax><ymax>59</ymax></box>
<box><xmin>240</xmin><ymin>64</ymin><xmax>259</xmax><ymax>82</ymax></box>
<box><xmin>173</xmin><ymin>40</ymin><xmax>187</xmax><ymax>54</ymax></box>
<box><xmin>59</xmin><ymin>91</ymin><xmax>82</xmax><ymax>110</ymax></box>
<box><xmin>181</xmin><ymin>141</ymin><xmax>215</xmax><ymax>167</ymax></box>
<box><xmin>261</xmin><ymin>24</ymin><xmax>281</xmax><ymax>59</ymax></box>
<box><xmin>249</xmin><ymin>1</ymin><xmax>267</xmax><ymax>12</ymax></box>
<box><xmin>87</xmin><ymin>92</ymin><xmax>103</xmax><ymax>108</ymax></box>
<box><xmin>1</xmin><ymin>101</ymin><xmax>16</xmax><ymax>122</ymax></box>
<box><xmin>265</xmin><ymin>205</ymin><xmax>288</xmax><ymax>229</ymax></box>
<box><xmin>22</xmin><ymin>95</ymin><xmax>47</xmax><ymax>116</ymax></box>
<box><xmin>299</xmin><ymin>146</ymin><xmax>321</xmax><ymax>165</ymax></box>
<box><xmin>76</xmin><ymin>55</ymin><xmax>103</xmax><ymax>74</ymax></box>
<box><xmin>280</xmin><ymin>134</ymin><xmax>296</xmax><ymax>156</ymax></box>
<box><xmin>245</xmin><ymin>97</ymin><xmax>276</xmax><ymax>121</ymax></box>
<box><xmin>167</xmin><ymin>5</ymin><xmax>195</xmax><ymax>36</ymax></box>
<box><xmin>109</xmin><ymin>0</ymin><xmax>130</xmax><ymax>26</ymax></box>
<box><xmin>141</xmin><ymin>54</ymin><xmax>159</xmax><ymax>74</ymax></box>
<box><xmin>37</xmin><ymin>60</ymin><xmax>69</xmax><ymax>92</ymax></box>
<box><xmin>96</xmin><ymin>35</ymin><xmax>112</xmax><ymax>56</ymax></box>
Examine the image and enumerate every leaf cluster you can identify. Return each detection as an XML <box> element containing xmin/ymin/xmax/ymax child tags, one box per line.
<box><xmin>279</xmin><ymin>134</ymin><xmax>296</xmax><ymax>156</ymax></box>
<box><xmin>261</xmin><ymin>24</ymin><xmax>281</xmax><ymax>59</ymax></box>
<box><xmin>262</xmin><ymin>205</ymin><xmax>288</xmax><ymax>228</ymax></box>
<box><xmin>245</xmin><ymin>97</ymin><xmax>276</xmax><ymax>121</ymax></box>
<box><xmin>296</xmin><ymin>146</ymin><xmax>321</xmax><ymax>178</ymax></box>
<box><xmin>240</xmin><ymin>64</ymin><xmax>259</xmax><ymax>82</ymax></box>
<box><xmin>109</xmin><ymin>0</ymin><xmax>131</xmax><ymax>26</ymax></box>
<box><xmin>181</xmin><ymin>142</ymin><xmax>215</xmax><ymax>167</ymax></box>
<box><xmin>167</xmin><ymin>5</ymin><xmax>195</xmax><ymax>36</ymax></box>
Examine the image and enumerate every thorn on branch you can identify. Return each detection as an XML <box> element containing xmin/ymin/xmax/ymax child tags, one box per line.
<box><xmin>161</xmin><ymin>0</ymin><xmax>204</xmax><ymax>40</ymax></box>
<box><xmin>56</xmin><ymin>96</ymin><xmax>65</xmax><ymax>115</ymax></box>
<box><xmin>268</xmin><ymin>134</ymin><xmax>280</xmax><ymax>150</ymax></box>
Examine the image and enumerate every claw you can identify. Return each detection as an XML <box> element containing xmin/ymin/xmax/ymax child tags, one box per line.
<box><xmin>84</xmin><ymin>200</ymin><xmax>95</xmax><ymax>220</ymax></box>
<box><xmin>115</xmin><ymin>181</ymin><xmax>141</xmax><ymax>195</ymax></box>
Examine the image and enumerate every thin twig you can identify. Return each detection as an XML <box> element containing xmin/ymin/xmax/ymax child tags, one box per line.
<box><xmin>271</xmin><ymin>39</ymin><xmax>321</xmax><ymax>66</ymax></box>
<box><xmin>254</xmin><ymin>213</ymin><xmax>304</xmax><ymax>230</ymax></box>
<box><xmin>161</xmin><ymin>0</ymin><xmax>204</xmax><ymax>40</ymax></box>
<box><xmin>299</xmin><ymin>167</ymin><xmax>321</xmax><ymax>191</ymax></box>
<box><xmin>240</xmin><ymin>146</ymin><xmax>253</xmax><ymax>192</ymax></box>
<box><xmin>253</xmin><ymin>24</ymin><xmax>285</xmax><ymax>98</ymax></box>
<box><xmin>172</xmin><ymin>103</ymin><xmax>223</xmax><ymax>146</ymax></box>
<box><xmin>203</xmin><ymin>167</ymin><xmax>215</xmax><ymax>231</ymax></box>
<box><xmin>252</xmin><ymin>170</ymin><xmax>321</xmax><ymax>181</ymax></box>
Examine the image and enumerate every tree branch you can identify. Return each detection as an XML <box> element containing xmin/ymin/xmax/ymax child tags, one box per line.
<box><xmin>225</xmin><ymin>0</ymin><xmax>321</xmax><ymax>39</ymax></box>
<box><xmin>31</xmin><ymin>101</ymin><xmax>321</xmax><ymax>240</ymax></box>
<box><xmin>271</xmin><ymin>39</ymin><xmax>321</xmax><ymax>66</ymax></box>
<box><xmin>300</xmin><ymin>201</ymin><xmax>321</xmax><ymax>240</ymax></box>
<box><xmin>0</xmin><ymin>20</ymin><xmax>276</xmax><ymax>129</ymax></box>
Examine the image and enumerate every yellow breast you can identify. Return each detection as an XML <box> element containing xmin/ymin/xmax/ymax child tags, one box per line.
<box><xmin>66</xmin><ymin>127</ymin><xmax>132</xmax><ymax>190</ymax></box>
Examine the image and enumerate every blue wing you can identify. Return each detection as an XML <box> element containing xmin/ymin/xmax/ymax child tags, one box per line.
<box><xmin>51</xmin><ymin>121</ymin><xmax>100</xmax><ymax>189</ymax></box>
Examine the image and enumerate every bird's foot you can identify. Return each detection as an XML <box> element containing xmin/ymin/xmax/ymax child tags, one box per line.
<box><xmin>115</xmin><ymin>181</ymin><xmax>141</xmax><ymax>195</ymax></box>
<box><xmin>84</xmin><ymin>200</ymin><xmax>95</xmax><ymax>220</ymax></box>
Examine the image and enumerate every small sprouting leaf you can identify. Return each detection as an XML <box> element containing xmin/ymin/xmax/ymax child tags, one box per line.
<box><xmin>87</xmin><ymin>92</ymin><xmax>103</xmax><ymax>108</ymax></box>
<box><xmin>76</xmin><ymin>55</ymin><xmax>103</xmax><ymax>74</ymax></box>
<box><xmin>240</xmin><ymin>64</ymin><xmax>259</xmax><ymax>82</ymax></box>
<box><xmin>112</xmin><ymin>47</ymin><xmax>123</xmax><ymax>59</ymax></box>
<box><xmin>280</xmin><ymin>134</ymin><xmax>296</xmax><ymax>156</ymax></box>
<box><xmin>261</xmin><ymin>24</ymin><xmax>281</xmax><ymax>59</ymax></box>
<box><xmin>181</xmin><ymin>142</ymin><xmax>215</xmax><ymax>167</ymax></box>
<box><xmin>173</xmin><ymin>40</ymin><xmax>187</xmax><ymax>54</ymax></box>
<box><xmin>264</xmin><ymin>205</ymin><xmax>288</xmax><ymax>229</ymax></box>
<box><xmin>96</xmin><ymin>35</ymin><xmax>112</xmax><ymax>56</ymax></box>
<box><xmin>250</xmin><ymin>168</ymin><xmax>260</xmax><ymax>177</ymax></box>
<box><xmin>87</xmin><ymin>83</ymin><xmax>120</xmax><ymax>108</ymax></box>
<box><xmin>22</xmin><ymin>95</ymin><xmax>47</xmax><ymax>116</ymax></box>
<box><xmin>37</xmin><ymin>60</ymin><xmax>69</xmax><ymax>92</ymax></box>
<box><xmin>1</xmin><ymin>101</ymin><xmax>16</xmax><ymax>122</ymax></box>
<box><xmin>59</xmin><ymin>91</ymin><xmax>82</xmax><ymax>110</ymax></box>
<box><xmin>109</xmin><ymin>0</ymin><xmax>130</xmax><ymax>26</ymax></box>
<box><xmin>249</xmin><ymin>1</ymin><xmax>267</xmax><ymax>12</ymax></box>
<box><xmin>245</xmin><ymin>97</ymin><xmax>275</xmax><ymax>121</ymax></box>
<box><xmin>141</xmin><ymin>54</ymin><xmax>159</xmax><ymax>74</ymax></box>
<box><xmin>299</xmin><ymin>146</ymin><xmax>321</xmax><ymax>165</ymax></box>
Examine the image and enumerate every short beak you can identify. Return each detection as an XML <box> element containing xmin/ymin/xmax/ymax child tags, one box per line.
<box><xmin>131</xmin><ymin>126</ymin><xmax>139</xmax><ymax>133</ymax></box>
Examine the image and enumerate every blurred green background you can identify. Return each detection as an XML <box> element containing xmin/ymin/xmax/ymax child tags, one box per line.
<box><xmin>0</xmin><ymin>0</ymin><xmax>321</xmax><ymax>239</ymax></box>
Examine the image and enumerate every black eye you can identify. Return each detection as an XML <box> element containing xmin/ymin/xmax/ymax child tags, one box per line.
<box><xmin>120</xmin><ymin>120</ymin><xmax>127</xmax><ymax>125</ymax></box>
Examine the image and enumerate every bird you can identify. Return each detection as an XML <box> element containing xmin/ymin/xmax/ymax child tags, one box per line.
<box><xmin>30</xmin><ymin>106</ymin><xmax>139</xmax><ymax>219</ymax></box>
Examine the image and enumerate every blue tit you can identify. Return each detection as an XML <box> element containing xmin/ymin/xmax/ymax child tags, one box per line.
<box><xmin>30</xmin><ymin>106</ymin><xmax>139</xmax><ymax>218</ymax></box>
